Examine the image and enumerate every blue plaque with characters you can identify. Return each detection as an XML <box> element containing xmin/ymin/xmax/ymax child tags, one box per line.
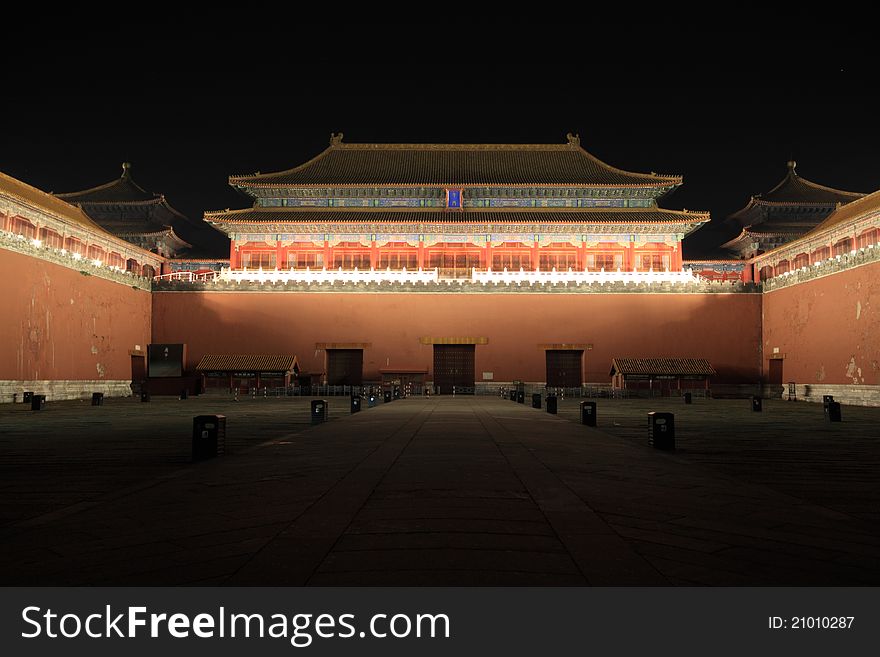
<box><xmin>446</xmin><ymin>189</ymin><xmax>462</xmax><ymax>209</ymax></box>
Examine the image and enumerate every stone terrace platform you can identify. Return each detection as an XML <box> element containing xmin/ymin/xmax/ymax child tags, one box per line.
<box><xmin>1</xmin><ymin>396</ymin><xmax>878</xmax><ymax>586</ymax></box>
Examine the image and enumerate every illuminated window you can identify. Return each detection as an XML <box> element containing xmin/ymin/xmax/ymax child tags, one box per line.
<box><xmin>11</xmin><ymin>217</ymin><xmax>36</xmax><ymax>239</ymax></box>
<box><xmin>539</xmin><ymin>252</ymin><xmax>578</xmax><ymax>270</ymax></box>
<box><xmin>856</xmin><ymin>230</ymin><xmax>876</xmax><ymax>249</ymax></box>
<box><xmin>587</xmin><ymin>253</ymin><xmax>623</xmax><ymax>271</ymax></box>
<box><xmin>38</xmin><ymin>227</ymin><xmax>63</xmax><ymax>249</ymax></box>
<box><xmin>811</xmin><ymin>246</ymin><xmax>830</xmax><ymax>261</ymax></box>
<box><xmin>87</xmin><ymin>245</ymin><xmax>105</xmax><ymax>261</ymax></box>
<box><xmin>64</xmin><ymin>237</ymin><xmax>86</xmax><ymax>255</ymax></box>
<box><xmin>241</xmin><ymin>252</ymin><xmax>276</xmax><ymax>268</ymax></box>
<box><xmin>833</xmin><ymin>238</ymin><xmax>853</xmax><ymax>256</ymax></box>
<box><xmin>334</xmin><ymin>252</ymin><xmax>371</xmax><ymax>269</ymax></box>
<box><xmin>289</xmin><ymin>252</ymin><xmax>324</xmax><ymax>269</ymax></box>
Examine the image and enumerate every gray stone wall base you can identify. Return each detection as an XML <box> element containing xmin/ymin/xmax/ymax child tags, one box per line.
<box><xmin>762</xmin><ymin>383</ymin><xmax>880</xmax><ymax>407</ymax></box>
<box><xmin>0</xmin><ymin>380</ymin><xmax>132</xmax><ymax>404</ymax></box>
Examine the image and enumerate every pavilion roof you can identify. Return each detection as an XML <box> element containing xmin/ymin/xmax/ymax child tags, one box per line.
<box><xmin>609</xmin><ymin>358</ymin><xmax>716</xmax><ymax>377</ymax></box>
<box><xmin>759</xmin><ymin>162</ymin><xmax>863</xmax><ymax>204</ymax></box>
<box><xmin>230</xmin><ymin>134</ymin><xmax>682</xmax><ymax>188</ymax></box>
<box><xmin>729</xmin><ymin>161</ymin><xmax>864</xmax><ymax>224</ymax></box>
<box><xmin>57</xmin><ymin>163</ymin><xmax>160</xmax><ymax>203</ymax></box>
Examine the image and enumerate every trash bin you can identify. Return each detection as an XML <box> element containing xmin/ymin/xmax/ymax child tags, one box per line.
<box><xmin>580</xmin><ymin>401</ymin><xmax>597</xmax><ymax>426</ymax></box>
<box><xmin>141</xmin><ymin>391</ymin><xmax>151</xmax><ymax>402</ymax></box>
<box><xmin>31</xmin><ymin>394</ymin><xmax>46</xmax><ymax>411</ymax></box>
<box><xmin>350</xmin><ymin>395</ymin><xmax>361</xmax><ymax>414</ymax></box>
<box><xmin>546</xmin><ymin>395</ymin><xmax>557</xmax><ymax>414</ymax></box>
<box><xmin>311</xmin><ymin>399</ymin><xmax>328</xmax><ymax>424</ymax></box>
<box><xmin>517</xmin><ymin>390</ymin><xmax>525</xmax><ymax>404</ymax></box>
<box><xmin>23</xmin><ymin>391</ymin><xmax>34</xmax><ymax>404</ymax></box>
<box><xmin>825</xmin><ymin>401</ymin><xmax>842</xmax><ymax>422</ymax></box>
<box><xmin>532</xmin><ymin>393</ymin><xmax>542</xmax><ymax>409</ymax></box>
<box><xmin>648</xmin><ymin>412</ymin><xmax>675</xmax><ymax>450</ymax></box>
<box><xmin>383</xmin><ymin>390</ymin><xmax>392</xmax><ymax>403</ymax></box>
<box><xmin>91</xmin><ymin>392</ymin><xmax>104</xmax><ymax>406</ymax></box>
<box><xmin>511</xmin><ymin>390</ymin><xmax>518</xmax><ymax>402</ymax></box>
<box><xmin>751</xmin><ymin>396</ymin><xmax>762</xmax><ymax>412</ymax></box>
<box><xmin>180</xmin><ymin>388</ymin><xmax>188</xmax><ymax>400</ymax></box>
<box><xmin>192</xmin><ymin>415</ymin><xmax>226</xmax><ymax>461</ymax></box>
<box><xmin>683</xmin><ymin>392</ymin><xmax>692</xmax><ymax>404</ymax></box>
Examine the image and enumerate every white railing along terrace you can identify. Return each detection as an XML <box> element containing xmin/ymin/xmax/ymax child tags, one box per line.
<box><xmin>215</xmin><ymin>267</ymin><xmax>440</xmax><ymax>284</ymax></box>
<box><xmin>471</xmin><ymin>267</ymin><xmax>703</xmax><ymax>285</ymax></box>
<box><xmin>154</xmin><ymin>266</ymin><xmax>706</xmax><ymax>286</ymax></box>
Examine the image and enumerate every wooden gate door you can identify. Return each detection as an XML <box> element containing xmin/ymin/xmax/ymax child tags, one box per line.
<box><xmin>545</xmin><ymin>350</ymin><xmax>583</xmax><ymax>387</ymax></box>
<box><xmin>327</xmin><ymin>349</ymin><xmax>364</xmax><ymax>386</ymax></box>
<box><xmin>433</xmin><ymin>345</ymin><xmax>475</xmax><ymax>394</ymax></box>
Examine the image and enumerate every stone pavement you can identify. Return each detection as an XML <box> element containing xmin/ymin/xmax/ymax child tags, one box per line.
<box><xmin>1</xmin><ymin>395</ymin><xmax>879</xmax><ymax>586</ymax></box>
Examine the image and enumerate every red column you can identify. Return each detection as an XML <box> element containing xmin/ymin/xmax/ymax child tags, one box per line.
<box><xmin>532</xmin><ymin>241</ymin><xmax>540</xmax><ymax>270</ymax></box>
<box><xmin>229</xmin><ymin>239</ymin><xmax>238</xmax><ymax>269</ymax></box>
<box><xmin>417</xmin><ymin>240</ymin><xmax>425</xmax><ymax>269</ymax></box>
<box><xmin>742</xmin><ymin>262</ymin><xmax>754</xmax><ymax>283</ymax></box>
<box><xmin>579</xmin><ymin>240</ymin><xmax>586</xmax><ymax>271</ymax></box>
<box><xmin>627</xmin><ymin>240</ymin><xmax>636</xmax><ymax>271</ymax></box>
<box><xmin>484</xmin><ymin>242</ymin><xmax>492</xmax><ymax>269</ymax></box>
<box><xmin>324</xmin><ymin>239</ymin><xmax>331</xmax><ymax>269</ymax></box>
<box><xmin>671</xmin><ymin>243</ymin><xmax>683</xmax><ymax>270</ymax></box>
<box><xmin>370</xmin><ymin>240</ymin><xmax>378</xmax><ymax>269</ymax></box>
<box><xmin>275</xmin><ymin>240</ymin><xmax>284</xmax><ymax>269</ymax></box>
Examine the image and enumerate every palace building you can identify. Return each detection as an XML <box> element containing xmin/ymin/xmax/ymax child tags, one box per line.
<box><xmin>722</xmin><ymin>161</ymin><xmax>864</xmax><ymax>260</ymax></box>
<box><xmin>57</xmin><ymin>162</ymin><xmax>194</xmax><ymax>259</ymax></box>
<box><xmin>205</xmin><ymin>134</ymin><xmax>708</xmax><ymax>281</ymax></box>
<box><xmin>2</xmin><ymin>135</ymin><xmax>878</xmax><ymax>405</ymax></box>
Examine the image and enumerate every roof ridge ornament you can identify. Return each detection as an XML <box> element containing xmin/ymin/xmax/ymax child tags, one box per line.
<box><xmin>787</xmin><ymin>160</ymin><xmax>797</xmax><ymax>173</ymax></box>
<box><xmin>121</xmin><ymin>162</ymin><xmax>132</xmax><ymax>178</ymax></box>
<box><xmin>330</xmin><ymin>132</ymin><xmax>344</xmax><ymax>146</ymax></box>
<box><xmin>566</xmin><ymin>132</ymin><xmax>581</xmax><ymax>147</ymax></box>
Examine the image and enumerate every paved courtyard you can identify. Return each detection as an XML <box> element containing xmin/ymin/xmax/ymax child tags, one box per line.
<box><xmin>1</xmin><ymin>394</ymin><xmax>879</xmax><ymax>585</ymax></box>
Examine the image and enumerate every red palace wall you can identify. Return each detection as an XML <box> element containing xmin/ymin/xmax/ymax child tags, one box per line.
<box><xmin>0</xmin><ymin>248</ymin><xmax>151</xmax><ymax>382</ymax></box>
<box><xmin>152</xmin><ymin>292</ymin><xmax>762</xmax><ymax>384</ymax></box>
<box><xmin>763</xmin><ymin>262</ymin><xmax>880</xmax><ymax>386</ymax></box>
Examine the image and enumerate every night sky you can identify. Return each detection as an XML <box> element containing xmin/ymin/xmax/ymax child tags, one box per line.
<box><xmin>3</xmin><ymin>24</ymin><xmax>878</xmax><ymax>258</ymax></box>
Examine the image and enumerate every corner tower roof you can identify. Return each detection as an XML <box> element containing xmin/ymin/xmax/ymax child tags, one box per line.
<box><xmin>57</xmin><ymin>162</ymin><xmax>160</xmax><ymax>204</ymax></box>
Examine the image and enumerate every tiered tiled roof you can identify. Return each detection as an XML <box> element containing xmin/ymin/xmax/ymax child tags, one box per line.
<box><xmin>723</xmin><ymin>162</ymin><xmax>866</xmax><ymax>256</ymax></box>
<box><xmin>729</xmin><ymin>161</ymin><xmax>864</xmax><ymax>227</ymax></box>
<box><xmin>57</xmin><ymin>163</ymin><xmax>160</xmax><ymax>204</ymax></box>
<box><xmin>758</xmin><ymin>162</ymin><xmax>864</xmax><ymax>205</ymax></box>
<box><xmin>231</xmin><ymin>134</ymin><xmax>682</xmax><ymax>188</ymax></box>
<box><xmin>56</xmin><ymin>163</ymin><xmax>193</xmax><ymax>254</ymax></box>
<box><xmin>609</xmin><ymin>358</ymin><xmax>716</xmax><ymax>376</ymax></box>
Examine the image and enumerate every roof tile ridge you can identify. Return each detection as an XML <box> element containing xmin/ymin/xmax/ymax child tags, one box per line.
<box><xmin>572</xmin><ymin>143</ymin><xmax>682</xmax><ymax>182</ymax></box>
<box><xmin>230</xmin><ymin>141</ymin><xmax>336</xmax><ymax>183</ymax></box>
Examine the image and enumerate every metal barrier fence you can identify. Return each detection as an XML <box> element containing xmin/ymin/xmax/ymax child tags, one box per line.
<box><xmin>212</xmin><ymin>385</ymin><xmax>426</xmax><ymax>397</ymax></box>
